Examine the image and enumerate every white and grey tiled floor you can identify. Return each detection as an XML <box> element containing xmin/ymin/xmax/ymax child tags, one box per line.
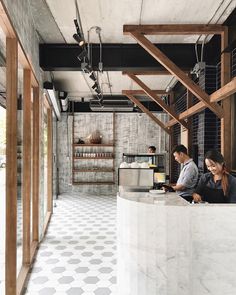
<box><xmin>24</xmin><ymin>193</ymin><xmax>117</xmax><ymax>295</ymax></box>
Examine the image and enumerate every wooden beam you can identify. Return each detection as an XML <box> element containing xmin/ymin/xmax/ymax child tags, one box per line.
<box><xmin>123</xmin><ymin>89</ymin><xmax>168</xmax><ymax>95</ymax></box>
<box><xmin>123</xmin><ymin>70</ymin><xmax>173</xmax><ymax>75</ymax></box>
<box><xmin>32</xmin><ymin>87</ymin><xmax>39</xmax><ymax>242</ymax></box>
<box><xmin>123</xmin><ymin>91</ymin><xmax>171</xmax><ymax>135</ymax></box>
<box><xmin>210</xmin><ymin>76</ymin><xmax>236</xmax><ymax>103</ymax></box>
<box><xmin>0</xmin><ymin>3</ymin><xmax>15</xmax><ymax>37</ymax></box>
<box><xmin>124</xmin><ymin>24</ymin><xmax>225</xmax><ymax>35</ymax></box>
<box><xmin>221</xmin><ymin>27</ymin><xmax>231</xmax><ymax>168</ymax></box>
<box><xmin>166</xmin><ymin>77</ymin><xmax>236</xmax><ymax>127</ymax></box>
<box><xmin>129</xmin><ymin>32</ymin><xmax>224</xmax><ymax>118</ymax></box>
<box><xmin>6</xmin><ymin>37</ymin><xmax>18</xmax><ymax>295</ymax></box>
<box><xmin>166</xmin><ymin>101</ymin><xmax>206</xmax><ymax>127</ymax></box>
<box><xmin>0</xmin><ymin>2</ymin><xmax>38</xmax><ymax>87</ymax></box>
<box><xmin>124</xmin><ymin>72</ymin><xmax>189</xmax><ymax>129</ymax></box>
<box><xmin>23</xmin><ymin>69</ymin><xmax>31</xmax><ymax>266</ymax></box>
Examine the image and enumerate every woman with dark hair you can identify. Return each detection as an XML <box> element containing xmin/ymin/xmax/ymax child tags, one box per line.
<box><xmin>193</xmin><ymin>150</ymin><xmax>236</xmax><ymax>203</ymax></box>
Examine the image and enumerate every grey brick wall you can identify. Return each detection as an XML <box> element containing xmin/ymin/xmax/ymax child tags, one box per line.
<box><xmin>58</xmin><ymin>112</ymin><xmax>169</xmax><ymax>196</ymax></box>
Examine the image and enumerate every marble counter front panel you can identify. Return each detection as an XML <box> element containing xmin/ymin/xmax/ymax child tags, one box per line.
<box><xmin>117</xmin><ymin>192</ymin><xmax>236</xmax><ymax>295</ymax></box>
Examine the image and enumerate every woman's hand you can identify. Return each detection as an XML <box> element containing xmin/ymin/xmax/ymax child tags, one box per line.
<box><xmin>192</xmin><ymin>193</ymin><xmax>202</xmax><ymax>203</ymax></box>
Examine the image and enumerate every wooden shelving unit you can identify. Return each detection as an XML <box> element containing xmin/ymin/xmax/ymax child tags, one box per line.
<box><xmin>73</xmin><ymin>168</ymin><xmax>115</xmax><ymax>172</ymax></box>
<box><xmin>72</xmin><ymin>181</ymin><xmax>115</xmax><ymax>185</ymax></box>
<box><xmin>72</xmin><ymin>113</ymin><xmax>115</xmax><ymax>185</ymax></box>
<box><xmin>73</xmin><ymin>143</ymin><xmax>114</xmax><ymax>147</ymax></box>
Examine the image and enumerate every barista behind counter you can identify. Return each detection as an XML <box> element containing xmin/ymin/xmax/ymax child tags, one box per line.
<box><xmin>147</xmin><ymin>146</ymin><xmax>159</xmax><ymax>173</ymax></box>
<box><xmin>193</xmin><ymin>150</ymin><xmax>236</xmax><ymax>203</ymax></box>
<box><xmin>163</xmin><ymin>145</ymin><xmax>198</xmax><ymax>202</ymax></box>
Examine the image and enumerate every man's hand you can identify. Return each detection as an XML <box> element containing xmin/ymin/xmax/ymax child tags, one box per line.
<box><xmin>161</xmin><ymin>184</ymin><xmax>175</xmax><ymax>192</ymax></box>
<box><xmin>192</xmin><ymin>193</ymin><xmax>202</xmax><ymax>203</ymax></box>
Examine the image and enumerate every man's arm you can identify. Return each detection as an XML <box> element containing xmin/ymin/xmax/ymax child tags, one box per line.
<box><xmin>172</xmin><ymin>183</ymin><xmax>185</xmax><ymax>191</ymax></box>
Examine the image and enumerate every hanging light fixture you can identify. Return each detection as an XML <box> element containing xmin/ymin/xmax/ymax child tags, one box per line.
<box><xmin>73</xmin><ymin>0</ymin><xmax>104</xmax><ymax>105</ymax></box>
<box><xmin>81</xmin><ymin>62</ymin><xmax>92</xmax><ymax>73</ymax></box>
<box><xmin>77</xmin><ymin>50</ymin><xmax>87</xmax><ymax>61</ymax></box>
<box><xmin>87</xmin><ymin>26</ymin><xmax>103</xmax><ymax>72</ymax></box>
<box><xmin>94</xmin><ymin>88</ymin><xmax>101</xmax><ymax>95</ymax></box>
<box><xmin>89</xmin><ymin>72</ymin><xmax>97</xmax><ymax>82</ymax></box>
<box><xmin>92</xmin><ymin>82</ymin><xmax>98</xmax><ymax>89</ymax></box>
<box><xmin>73</xmin><ymin>33</ymin><xmax>85</xmax><ymax>46</ymax></box>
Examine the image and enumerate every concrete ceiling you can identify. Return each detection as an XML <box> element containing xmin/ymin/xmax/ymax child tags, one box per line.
<box><xmin>30</xmin><ymin>0</ymin><xmax>236</xmax><ymax>101</ymax></box>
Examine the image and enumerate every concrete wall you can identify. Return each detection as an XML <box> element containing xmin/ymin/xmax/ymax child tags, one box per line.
<box><xmin>2</xmin><ymin>0</ymin><xmax>40</xmax><ymax>79</ymax></box>
<box><xmin>58</xmin><ymin>112</ymin><xmax>170</xmax><ymax>196</ymax></box>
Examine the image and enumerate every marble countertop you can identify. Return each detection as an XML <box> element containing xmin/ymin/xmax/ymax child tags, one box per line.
<box><xmin>118</xmin><ymin>191</ymin><xmax>188</xmax><ymax>206</ymax></box>
<box><xmin>118</xmin><ymin>191</ymin><xmax>236</xmax><ymax>206</ymax></box>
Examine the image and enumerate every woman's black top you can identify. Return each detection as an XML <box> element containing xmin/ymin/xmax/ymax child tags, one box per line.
<box><xmin>194</xmin><ymin>172</ymin><xmax>236</xmax><ymax>203</ymax></box>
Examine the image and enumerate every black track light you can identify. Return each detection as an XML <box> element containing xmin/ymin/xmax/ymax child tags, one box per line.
<box><xmin>98</xmin><ymin>97</ymin><xmax>103</xmax><ymax>103</ymax></box>
<box><xmin>77</xmin><ymin>50</ymin><xmax>87</xmax><ymax>61</ymax></box>
<box><xmin>73</xmin><ymin>33</ymin><xmax>85</xmax><ymax>46</ymax></box>
<box><xmin>92</xmin><ymin>82</ymin><xmax>98</xmax><ymax>89</ymax></box>
<box><xmin>89</xmin><ymin>72</ymin><xmax>97</xmax><ymax>82</ymax></box>
<box><xmin>74</xmin><ymin>19</ymin><xmax>80</xmax><ymax>34</ymax></box>
<box><xmin>81</xmin><ymin>62</ymin><xmax>92</xmax><ymax>74</ymax></box>
<box><xmin>94</xmin><ymin>88</ymin><xmax>101</xmax><ymax>94</ymax></box>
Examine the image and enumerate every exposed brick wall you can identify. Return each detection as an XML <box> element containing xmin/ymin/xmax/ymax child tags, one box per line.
<box><xmin>58</xmin><ymin>113</ymin><xmax>169</xmax><ymax>196</ymax></box>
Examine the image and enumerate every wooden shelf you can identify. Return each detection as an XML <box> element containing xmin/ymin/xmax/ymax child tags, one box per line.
<box><xmin>73</xmin><ymin>168</ymin><xmax>114</xmax><ymax>172</ymax></box>
<box><xmin>74</xmin><ymin>157</ymin><xmax>113</xmax><ymax>159</ymax></box>
<box><xmin>73</xmin><ymin>143</ymin><xmax>114</xmax><ymax>147</ymax></box>
<box><xmin>72</xmin><ymin>113</ymin><xmax>115</xmax><ymax>185</ymax></box>
<box><xmin>72</xmin><ymin>181</ymin><xmax>115</xmax><ymax>185</ymax></box>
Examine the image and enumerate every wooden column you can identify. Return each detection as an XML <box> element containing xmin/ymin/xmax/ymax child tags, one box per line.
<box><xmin>22</xmin><ymin>69</ymin><xmax>31</xmax><ymax>266</ymax></box>
<box><xmin>221</xmin><ymin>28</ymin><xmax>231</xmax><ymax>168</ymax></box>
<box><xmin>32</xmin><ymin>87</ymin><xmax>39</xmax><ymax>242</ymax></box>
<box><xmin>5</xmin><ymin>37</ymin><xmax>18</xmax><ymax>295</ymax></box>
<box><xmin>47</xmin><ymin>109</ymin><xmax>53</xmax><ymax>213</ymax></box>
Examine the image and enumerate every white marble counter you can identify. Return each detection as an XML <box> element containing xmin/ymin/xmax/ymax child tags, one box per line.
<box><xmin>117</xmin><ymin>192</ymin><xmax>236</xmax><ymax>295</ymax></box>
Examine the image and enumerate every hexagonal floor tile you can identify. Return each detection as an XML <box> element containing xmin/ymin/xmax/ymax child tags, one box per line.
<box><xmin>89</xmin><ymin>259</ymin><xmax>103</xmax><ymax>265</ymax></box>
<box><xmin>81</xmin><ymin>252</ymin><xmax>94</xmax><ymax>257</ymax></box>
<box><xmin>83</xmin><ymin>276</ymin><xmax>99</xmax><ymax>284</ymax></box>
<box><xmin>66</xmin><ymin>287</ymin><xmax>84</xmax><ymax>295</ymax></box>
<box><xmin>38</xmin><ymin>287</ymin><xmax>56</xmax><ymax>295</ymax></box>
<box><xmin>61</xmin><ymin>252</ymin><xmax>73</xmax><ymax>257</ymax></box>
<box><xmin>32</xmin><ymin>276</ymin><xmax>49</xmax><ymax>284</ymax></box>
<box><xmin>94</xmin><ymin>287</ymin><xmax>111</xmax><ymax>295</ymax></box>
<box><xmin>58</xmin><ymin>276</ymin><xmax>74</xmax><ymax>284</ymax></box>
<box><xmin>75</xmin><ymin>267</ymin><xmax>89</xmax><ymax>273</ymax></box>
<box><xmin>109</xmin><ymin>276</ymin><xmax>116</xmax><ymax>284</ymax></box>
<box><xmin>99</xmin><ymin>267</ymin><xmax>113</xmax><ymax>273</ymax></box>
<box><xmin>52</xmin><ymin>267</ymin><xmax>66</xmax><ymax>273</ymax></box>
<box><xmin>67</xmin><ymin>259</ymin><xmax>80</xmax><ymax>264</ymax></box>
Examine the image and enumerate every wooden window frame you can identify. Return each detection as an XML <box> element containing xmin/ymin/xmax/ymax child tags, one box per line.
<box><xmin>0</xmin><ymin>2</ymin><xmax>42</xmax><ymax>294</ymax></box>
<box><xmin>42</xmin><ymin>95</ymin><xmax>53</xmax><ymax>236</ymax></box>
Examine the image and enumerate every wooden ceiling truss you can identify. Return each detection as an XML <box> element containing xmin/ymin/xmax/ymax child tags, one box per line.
<box><xmin>123</xmin><ymin>24</ymin><xmax>236</xmax><ymax>166</ymax></box>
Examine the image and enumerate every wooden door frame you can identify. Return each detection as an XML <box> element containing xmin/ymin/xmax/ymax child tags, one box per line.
<box><xmin>42</xmin><ymin>95</ymin><xmax>53</xmax><ymax>236</ymax></box>
<box><xmin>0</xmin><ymin>2</ymin><xmax>41</xmax><ymax>294</ymax></box>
